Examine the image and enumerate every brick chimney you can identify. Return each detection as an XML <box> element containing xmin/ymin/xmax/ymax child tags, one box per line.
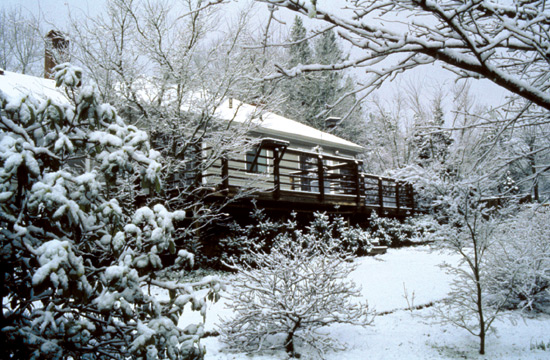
<box><xmin>44</xmin><ymin>30</ymin><xmax>69</xmax><ymax>79</ymax></box>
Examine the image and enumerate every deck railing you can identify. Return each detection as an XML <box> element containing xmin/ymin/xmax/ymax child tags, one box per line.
<box><xmin>183</xmin><ymin>145</ymin><xmax>414</xmax><ymax>212</ymax></box>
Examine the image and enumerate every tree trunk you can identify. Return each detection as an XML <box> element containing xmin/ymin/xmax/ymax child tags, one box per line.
<box><xmin>479</xmin><ymin>327</ymin><xmax>486</xmax><ymax>355</ymax></box>
<box><xmin>285</xmin><ymin>320</ymin><xmax>301</xmax><ymax>358</ymax></box>
<box><xmin>474</xmin><ymin>249</ymin><xmax>486</xmax><ymax>355</ymax></box>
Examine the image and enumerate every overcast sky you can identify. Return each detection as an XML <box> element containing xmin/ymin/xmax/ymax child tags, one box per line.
<box><xmin>2</xmin><ymin>0</ymin><xmax>510</xmax><ymax>110</ymax></box>
<box><xmin>2</xmin><ymin>0</ymin><xmax>100</xmax><ymax>26</ymax></box>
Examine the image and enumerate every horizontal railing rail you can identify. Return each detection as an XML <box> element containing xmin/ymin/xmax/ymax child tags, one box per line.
<box><xmin>170</xmin><ymin>146</ymin><xmax>415</xmax><ymax>213</ymax></box>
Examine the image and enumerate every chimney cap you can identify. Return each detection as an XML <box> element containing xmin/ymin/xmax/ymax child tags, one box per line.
<box><xmin>325</xmin><ymin>116</ymin><xmax>341</xmax><ymax>130</ymax></box>
<box><xmin>46</xmin><ymin>29</ymin><xmax>67</xmax><ymax>40</ymax></box>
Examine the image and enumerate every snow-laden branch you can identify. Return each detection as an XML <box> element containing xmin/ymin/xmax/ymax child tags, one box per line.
<box><xmin>256</xmin><ymin>0</ymin><xmax>550</xmax><ymax>111</ymax></box>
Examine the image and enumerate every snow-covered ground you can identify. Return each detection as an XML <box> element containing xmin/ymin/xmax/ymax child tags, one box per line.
<box><xmin>180</xmin><ymin>246</ymin><xmax>550</xmax><ymax>359</ymax></box>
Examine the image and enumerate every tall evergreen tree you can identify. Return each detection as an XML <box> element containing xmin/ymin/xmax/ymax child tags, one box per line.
<box><xmin>314</xmin><ymin>31</ymin><xmax>366</xmax><ymax>144</ymax></box>
<box><xmin>288</xmin><ymin>16</ymin><xmax>311</xmax><ymax>67</ymax></box>
<box><xmin>280</xmin><ymin>20</ymin><xmax>366</xmax><ymax>144</ymax></box>
<box><xmin>280</xmin><ymin>17</ymin><xmax>314</xmax><ymax>124</ymax></box>
<box><xmin>412</xmin><ymin>100</ymin><xmax>453</xmax><ymax>169</ymax></box>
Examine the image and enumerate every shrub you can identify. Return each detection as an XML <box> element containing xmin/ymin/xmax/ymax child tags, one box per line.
<box><xmin>0</xmin><ymin>64</ymin><xmax>221</xmax><ymax>359</ymax></box>
<box><xmin>306</xmin><ymin>212</ymin><xmax>373</xmax><ymax>256</ymax></box>
<box><xmin>368</xmin><ymin>212</ymin><xmax>438</xmax><ymax>247</ymax></box>
<box><xmin>485</xmin><ymin>206</ymin><xmax>550</xmax><ymax>313</ymax></box>
<box><xmin>219</xmin><ymin>215</ymin><xmax>374</xmax><ymax>358</ymax></box>
<box><xmin>219</xmin><ymin>211</ymin><xmax>373</xmax><ymax>267</ymax></box>
<box><xmin>217</xmin><ymin>207</ymin><xmax>296</xmax><ymax>267</ymax></box>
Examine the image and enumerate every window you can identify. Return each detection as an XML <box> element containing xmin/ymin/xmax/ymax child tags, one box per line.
<box><xmin>246</xmin><ymin>148</ymin><xmax>268</xmax><ymax>173</ymax></box>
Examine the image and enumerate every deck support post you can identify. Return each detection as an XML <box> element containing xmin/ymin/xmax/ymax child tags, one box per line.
<box><xmin>221</xmin><ymin>155</ymin><xmax>229</xmax><ymax>193</ymax></box>
<box><xmin>353</xmin><ymin>161</ymin><xmax>361</xmax><ymax>206</ymax></box>
<box><xmin>317</xmin><ymin>155</ymin><xmax>325</xmax><ymax>202</ymax></box>
<box><xmin>273</xmin><ymin>148</ymin><xmax>281</xmax><ymax>200</ymax></box>
<box><xmin>193</xmin><ymin>143</ymin><xmax>203</xmax><ymax>188</ymax></box>
<box><xmin>395</xmin><ymin>181</ymin><xmax>400</xmax><ymax>212</ymax></box>
<box><xmin>378</xmin><ymin>177</ymin><xmax>384</xmax><ymax>214</ymax></box>
<box><xmin>408</xmin><ymin>183</ymin><xmax>415</xmax><ymax>212</ymax></box>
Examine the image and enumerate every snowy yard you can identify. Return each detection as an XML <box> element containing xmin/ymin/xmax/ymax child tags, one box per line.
<box><xmin>180</xmin><ymin>246</ymin><xmax>550</xmax><ymax>360</ymax></box>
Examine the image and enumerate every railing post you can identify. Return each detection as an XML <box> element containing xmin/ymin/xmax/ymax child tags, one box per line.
<box><xmin>273</xmin><ymin>148</ymin><xmax>281</xmax><ymax>200</ymax></box>
<box><xmin>353</xmin><ymin>161</ymin><xmax>361</xmax><ymax>206</ymax></box>
<box><xmin>195</xmin><ymin>143</ymin><xmax>203</xmax><ymax>187</ymax></box>
<box><xmin>360</xmin><ymin>174</ymin><xmax>366</xmax><ymax>204</ymax></box>
<box><xmin>378</xmin><ymin>177</ymin><xmax>384</xmax><ymax>213</ymax></box>
<box><xmin>395</xmin><ymin>181</ymin><xmax>400</xmax><ymax>211</ymax></box>
<box><xmin>408</xmin><ymin>183</ymin><xmax>415</xmax><ymax>212</ymax></box>
<box><xmin>221</xmin><ymin>155</ymin><xmax>229</xmax><ymax>193</ymax></box>
<box><xmin>317</xmin><ymin>155</ymin><xmax>325</xmax><ymax>202</ymax></box>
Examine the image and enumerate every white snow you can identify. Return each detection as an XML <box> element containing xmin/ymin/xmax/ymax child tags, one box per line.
<box><xmin>32</xmin><ymin>239</ymin><xmax>83</xmax><ymax>289</ymax></box>
<box><xmin>175</xmin><ymin>246</ymin><xmax>550</xmax><ymax>360</ymax></box>
<box><xmin>215</xmin><ymin>99</ymin><xmax>364</xmax><ymax>153</ymax></box>
<box><xmin>0</xmin><ymin>70</ymin><xmax>68</xmax><ymax>104</ymax></box>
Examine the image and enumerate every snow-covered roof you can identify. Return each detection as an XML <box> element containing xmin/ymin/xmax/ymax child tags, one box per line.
<box><xmin>0</xmin><ymin>70</ymin><xmax>68</xmax><ymax>104</ymax></box>
<box><xmin>0</xmin><ymin>70</ymin><xmax>363</xmax><ymax>153</ymax></box>
<box><xmin>215</xmin><ymin>99</ymin><xmax>364</xmax><ymax>153</ymax></box>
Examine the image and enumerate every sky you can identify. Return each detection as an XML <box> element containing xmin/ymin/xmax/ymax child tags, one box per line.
<box><xmin>2</xmin><ymin>0</ymin><xmax>510</xmax><ymax>111</ymax></box>
<box><xmin>2</xmin><ymin>0</ymin><xmax>104</xmax><ymax>23</ymax></box>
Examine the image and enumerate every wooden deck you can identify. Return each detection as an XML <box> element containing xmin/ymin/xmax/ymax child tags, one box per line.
<box><xmin>172</xmin><ymin>140</ymin><xmax>415</xmax><ymax>218</ymax></box>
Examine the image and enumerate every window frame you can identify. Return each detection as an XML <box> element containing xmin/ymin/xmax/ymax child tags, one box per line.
<box><xmin>246</xmin><ymin>147</ymin><xmax>269</xmax><ymax>174</ymax></box>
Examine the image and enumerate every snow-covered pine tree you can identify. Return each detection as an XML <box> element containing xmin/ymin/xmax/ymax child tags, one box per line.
<box><xmin>280</xmin><ymin>21</ymin><xmax>367</xmax><ymax>143</ymax></box>
<box><xmin>412</xmin><ymin>98</ymin><xmax>453</xmax><ymax>170</ymax></box>
<box><xmin>0</xmin><ymin>64</ymin><xmax>222</xmax><ymax>359</ymax></box>
<box><xmin>312</xmin><ymin>30</ymin><xmax>366</xmax><ymax>144</ymax></box>
<box><xmin>288</xmin><ymin>16</ymin><xmax>311</xmax><ymax>68</ymax></box>
<box><xmin>279</xmin><ymin>16</ymin><xmax>314</xmax><ymax>125</ymax></box>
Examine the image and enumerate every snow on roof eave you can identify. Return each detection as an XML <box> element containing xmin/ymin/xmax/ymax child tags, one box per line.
<box><xmin>217</xmin><ymin>99</ymin><xmax>364</xmax><ymax>154</ymax></box>
<box><xmin>251</xmin><ymin>126</ymin><xmax>364</xmax><ymax>154</ymax></box>
<box><xmin>0</xmin><ymin>70</ymin><xmax>68</xmax><ymax>104</ymax></box>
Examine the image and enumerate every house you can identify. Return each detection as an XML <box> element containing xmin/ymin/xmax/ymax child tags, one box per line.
<box><xmin>196</xmin><ymin>98</ymin><xmax>415</xmax><ymax>219</ymax></box>
<box><xmin>208</xmin><ymin>99</ymin><xmax>364</xmax><ymax>194</ymax></box>
<box><xmin>0</xmin><ymin>69</ymin><xmax>415</xmax><ymax>220</ymax></box>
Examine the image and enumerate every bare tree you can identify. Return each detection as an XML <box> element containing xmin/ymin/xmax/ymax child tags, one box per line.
<box><xmin>65</xmin><ymin>0</ymin><xmax>279</xmax><ymax>257</ymax></box>
<box><xmin>220</xmin><ymin>214</ymin><xmax>374</xmax><ymax>358</ymax></box>
<box><xmin>0</xmin><ymin>6</ymin><xmax>44</xmax><ymax>75</ymax></box>
<box><xmin>365</xmin><ymin>91</ymin><xmax>414</xmax><ymax>171</ymax></box>
<box><xmin>256</xmin><ymin>0</ymin><xmax>550</xmax><ymax>110</ymax></box>
<box><xmin>414</xmin><ymin>178</ymin><xmax>510</xmax><ymax>355</ymax></box>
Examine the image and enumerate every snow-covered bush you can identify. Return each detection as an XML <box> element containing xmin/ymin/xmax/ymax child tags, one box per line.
<box><xmin>219</xmin><ymin>221</ymin><xmax>374</xmax><ymax>358</ymax></box>
<box><xmin>219</xmin><ymin>211</ymin><xmax>373</xmax><ymax>268</ymax></box>
<box><xmin>368</xmin><ymin>212</ymin><xmax>409</xmax><ymax>247</ymax></box>
<box><xmin>486</xmin><ymin>206</ymin><xmax>550</xmax><ymax>313</ymax></box>
<box><xmin>217</xmin><ymin>207</ymin><xmax>295</xmax><ymax>267</ymax></box>
<box><xmin>0</xmin><ymin>64</ymin><xmax>222</xmax><ymax>359</ymax></box>
<box><xmin>306</xmin><ymin>212</ymin><xmax>373</xmax><ymax>256</ymax></box>
<box><xmin>368</xmin><ymin>212</ymin><xmax>437</xmax><ymax>247</ymax></box>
